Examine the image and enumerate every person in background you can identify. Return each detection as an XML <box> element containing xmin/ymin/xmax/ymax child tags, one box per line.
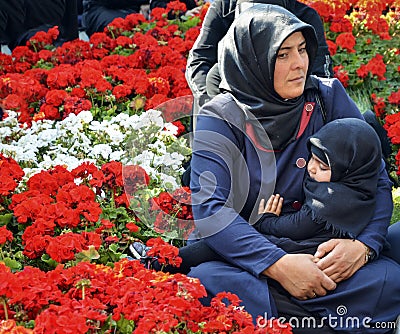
<box><xmin>0</xmin><ymin>0</ymin><xmax>79</xmax><ymax>51</ymax></box>
<box><xmin>82</xmin><ymin>0</ymin><xmax>149</xmax><ymax>37</ymax></box>
<box><xmin>0</xmin><ymin>0</ymin><xmax>25</xmax><ymax>49</ymax></box>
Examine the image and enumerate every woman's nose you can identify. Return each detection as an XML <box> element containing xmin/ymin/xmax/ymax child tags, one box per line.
<box><xmin>291</xmin><ymin>51</ymin><xmax>306</xmax><ymax>69</ymax></box>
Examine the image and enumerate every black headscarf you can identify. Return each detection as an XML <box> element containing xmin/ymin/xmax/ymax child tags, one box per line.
<box><xmin>218</xmin><ymin>4</ymin><xmax>318</xmax><ymax>150</ymax></box>
<box><xmin>304</xmin><ymin>118</ymin><xmax>383</xmax><ymax>238</ymax></box>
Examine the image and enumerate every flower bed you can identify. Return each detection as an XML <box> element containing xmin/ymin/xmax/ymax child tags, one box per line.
<box><xmin>0</xmin><ymin>0</ymin><xmax>398</xmax><ymax>332</ymax></box>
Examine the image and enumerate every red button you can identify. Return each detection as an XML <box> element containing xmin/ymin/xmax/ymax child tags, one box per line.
<box><xmin>296</xmin><ymin>157</ymin><xmax>307</xmax><ymax>168</ymax></box>
<box><xmin>292</xmin><ymin>201</ymin><xmax>302</xmax><ymax>211</ymax></box>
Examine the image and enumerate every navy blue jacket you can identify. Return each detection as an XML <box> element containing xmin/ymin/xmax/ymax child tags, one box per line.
<box><xmin>190</xmin><ymin>77</ymin><xmax>392</xmax><ymax>277</ymax></box>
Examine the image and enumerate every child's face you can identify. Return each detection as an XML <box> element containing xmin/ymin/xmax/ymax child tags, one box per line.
<box><xmin>307</xmin><ymin>153</ymin><xmax>331</xmax><ymax>182</ymax></box>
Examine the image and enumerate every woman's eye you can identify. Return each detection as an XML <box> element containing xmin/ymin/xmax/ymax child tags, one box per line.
<box><xmin>299</xmin><ymin>47</ymin><xmax>307</xmax><ymax>54</ymax></box>
<box><xmin>277</xmin><ymin>53</ymin><xmax>287</xmax><ymax>59</ymax></box>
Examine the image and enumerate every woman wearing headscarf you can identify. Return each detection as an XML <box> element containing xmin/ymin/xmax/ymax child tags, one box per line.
<box><xmin>185</xmin><ymin>0</ymin><xmax>333</xmax><ymax>117</ymax></box>
<box><xmin>188</xmin><ymin>4</ymin><xmax>400</xmax><ymax>333</ymax></box>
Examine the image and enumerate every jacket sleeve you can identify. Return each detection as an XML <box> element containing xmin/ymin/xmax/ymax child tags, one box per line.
<box><xmin>320</xmin><ymin>78</ymin><xmax>392</xmax><ymax>256</ymax></box>
<box><xmin>190</xmin><ymin>103</ymin><xmax>286</xmax><ymax>277</ymax></box>
<box><xmin>254</xmin><ymin>205</ymin><xmax>324</xmax><ymax>240</ymax></box>
<box><xmin>185</xmin><ymin>0</ymin><xmax>234</xmax><ymax>100</ymax></box>
<box><xmin>61</xmin><ymin>0</ymin><xmax>79</xmax><ymax>42</ymax></box>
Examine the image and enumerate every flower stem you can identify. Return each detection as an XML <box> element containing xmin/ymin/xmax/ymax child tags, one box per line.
<box><xmin>1</xmin><ymin>298</ymin><xmax>8</xmax><ymax>320</ymax></box>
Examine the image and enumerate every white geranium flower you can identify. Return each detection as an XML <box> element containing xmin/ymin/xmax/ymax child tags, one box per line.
<box><xmin>89</xmin><ymin>144</ymin><xmax>113</xmax><ymax>160</ymax></box>
<box><xmin>88</xmin><ymin>120</ymin><xmax>105</xmax><ymax>132</ymax></box>
<box><xmin>112</xmin><ymin>112</ymin><xmax>130</xmax><ymax>124</ymax></box>
<box><xmin>39</xmin><ymin>154</ymin><xmax>94</xmax><ymax>171</ymax></box>
<box><xmin>159</xmin><ymin>173</ymin><xmax>180</xmax><ymax>190</ymax></box>
<box><xmin>0</xmin><ymin>144</ymin><xmax>28</xmax><ymax>161</ymax></box>
<box><xmin>132</xmin><ymin>150</ymin><xmax>155</xmax><ymax>167</ymax></box>
<box><xmin>149</xmin><ymin>141</ymin><xmax>167</xmax><ymax>154</ymax></box>
<box><xmin>106</xmin><ymin>124</ymin><xmax>125</xmax><ymax>143</ymax></box>
<box><xmin>153</xmin><ymin>151</ymin><xmax>184</xmax><ymax>169</ymax></box>
<box><xmin>132</xmin><ymin>109</ymin><xmax>164</xmax><ymax>130</ymax></box>
<box><xmin>76</xmin><ymin>110</ymin><xmax>93</xmax><ymax>124</ymax></box>
<box><xmin>0</xmin><ymin>126</ymin><xmax>14</xmax><ymax>138</ymax></box>
<box><xmin>17</xmin><ymin>133</ymin><xmax>38</xmax><ymax>147</ymax></box>
<box><xmin>22</xmin><ymin>167</ymin><xmax>44</xmax><ymax>181</ymax></box>
<box><xmin>163</xmin><ymin>123</ymin><xmax>179</xmax><ymax>136</ymax></box>
<box><xmin>110</xmin><ymin>150</ymin><xmax>124</xmax><ymax>161</ymax></box>
<box><xmin>68</xmin><ymin>134</ymin><xmax>92</xmax><ymax>154</ymax></box>
<box><xmin>29</xmin><ymin>120</ymin><xmax>53</xmax><ymax>134</ymax></box>
<box><xmin>37</xmin><ymin>129</ymin><xmax>59</xmax><ymax>143</ymax></box>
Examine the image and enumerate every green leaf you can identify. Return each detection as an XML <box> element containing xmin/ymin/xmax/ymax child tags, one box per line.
<box><xmin>116</xmin><ymin>315</ymin><xmax>136</xmax><ymax>334</ymax></box>
<box><xmin>75</xmin><ymin>245</ymin><xmax>100</xmax><ymax>262</ymax></box>
<box><xmin>108</xmin><ymin>243</ymin><xmax>119</xmax><ymax>254</ymax></box>
<box><xmin>40</xmin><ymin>254</ymin><xmax>58</xmax><ymax>268</ymax></box>
<box><xmin>3</xmin><ymin>257</ymin><xmax>22</xmax><ymax>270</ymax></box>
<box><xmin>0</xmin><ymin>214</ymin><xmax>13</xmax><ymax>226</ymax></box>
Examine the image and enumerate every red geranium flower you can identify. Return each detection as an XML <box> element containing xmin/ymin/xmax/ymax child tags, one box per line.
<box><xmin>335</xmin><ymin>32</ymin><xmax>356</xmax><ymax>53</ymax></box>
<box><xmin>371</xmin><ymin>93</ymin><xmax>386</xmax><ymax>117</ymax></box>
<box><xmin>384</xmin><ymin>113</ymin><xmax>400</xmax><ymax>145</ymax></box>
<box><xmin>388</xmin><ymin>89</ymin><xmax>400</xmax><ymax>106</ymax></box>
<box><xmin>326</xmin><ymin>40</ymin><xmax>337</xmax><ymax>56</ymax></box>
<box><xmin>0</xmin><ymin>226</ymin><xmax>13</xmax><ymax>245</ymax></box>
<box><xmin>0</xmin><ymin>154</ymin><xmax>24</xmax><ymax>196</ymax></box>
<box><xmin>123</xmin><ymin>164</ymin><xmax>150</xmax><ymax>195</ymax></box>
<box><xmin>126</xmin><ymin>222</ymin><xmax>140</xmax><ymax>233</ymax></box>
<box><xmin>333</xmin><ymin>65</ymin><xmax>349</xmax><ymax>88</ymax></box>
<box><xmin>45</xmin><ymin>89</ymin><xmax>68</xmax><ymax>106</ymax></box>
<box><xmin>330</xmin><ymin>18</ymin><xmax>353</xmax><ymax>33</ymax></box>
<box><xmin>146</xmin><ymin>237</ymin><xmax>182</xmax><ymax>267</ymax></box>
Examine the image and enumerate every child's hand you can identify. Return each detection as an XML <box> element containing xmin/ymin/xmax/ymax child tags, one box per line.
<box><xmin>258</xmin><ymin>194</ymin><xmax>284</xmax><ymax>216</ymax></box>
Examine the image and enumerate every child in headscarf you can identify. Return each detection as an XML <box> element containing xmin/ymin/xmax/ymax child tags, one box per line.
<box><xmin>256</xmin><ymin>117</ymin><xmax>383</xmax><ymax>257</ymax></box>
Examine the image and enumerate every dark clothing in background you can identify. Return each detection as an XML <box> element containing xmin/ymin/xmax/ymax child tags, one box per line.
<box><xmin>149</xmin><ymin>0</ymin><xmax>197</xmax><ymax>12</ymax></box>
<box><xmin>0</xmin><ymin>0</ymin><xmax>25</xmax><ymax>45</ymax></box>
<box><xmin>82</xmin><ymin>0</ymin><xmax>148</xmax><ymax>36</ymax></box>
<box><xmin>0</xmin><ymin>0</ymin><xmax>78</xmax><ymax>50</ymax></box>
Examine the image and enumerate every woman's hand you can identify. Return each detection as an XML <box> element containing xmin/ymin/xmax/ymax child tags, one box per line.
<box><xmin>263</xmin><ymin>254</ymin><xmax>336</xmax><ymax>300</ymax></box>
<box><xmin>314</xmin><ymin>239</ymin><xmax>366</xmax><ymax>283</ymax></box>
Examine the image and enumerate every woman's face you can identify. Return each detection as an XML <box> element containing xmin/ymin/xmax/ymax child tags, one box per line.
<box><xmin>274</xmin><ymin>32</ymin><xmax>309</xmax><ymax>99</ymax></box>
